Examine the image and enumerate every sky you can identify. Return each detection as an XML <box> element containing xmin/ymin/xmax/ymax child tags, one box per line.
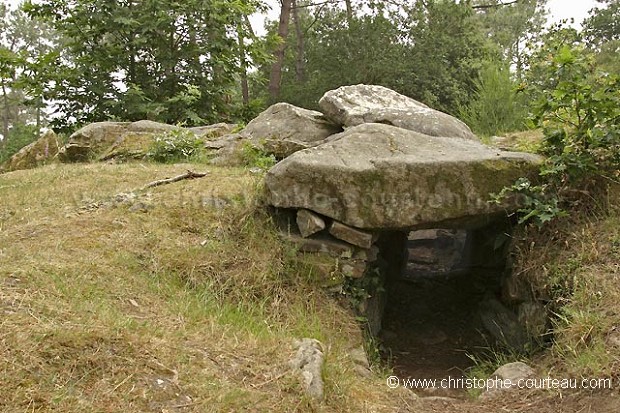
<box><xmin>546</xmin><ymin>0</ymin><xmax>598</xmax><ymax>25</ymax></box>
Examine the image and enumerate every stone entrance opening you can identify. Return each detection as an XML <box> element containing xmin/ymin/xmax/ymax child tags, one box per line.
<box><xmin>271</xmin><ymin>205</ymin><xmax>546</xmax><ymax>395</ymax></box>
<box><xmin>375</xmin><ymin>223</ymin><xmax>516</xmax><ymax>390</ymax></box>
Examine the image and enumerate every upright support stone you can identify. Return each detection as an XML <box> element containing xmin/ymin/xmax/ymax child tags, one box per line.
<box><xmin>296</xmin><ymin>209</ymin><xmax>326</xmax><ymax>238</ymax></box>
<box><xmin>329</xmin><ymin>221</ymin><xmax>375</xmax><ymax>249</ymax></box>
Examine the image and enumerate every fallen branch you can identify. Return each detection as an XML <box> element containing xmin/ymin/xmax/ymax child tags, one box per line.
<box><xmin>140</xmin><ymin>170</ymin><xmax>209</xmax><ymax>191</ymax></box>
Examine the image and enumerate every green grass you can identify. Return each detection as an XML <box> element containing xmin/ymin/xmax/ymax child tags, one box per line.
<box><xmin>2</xmin><ymin>161</ymin><xmax>620</xmax><ymax>411</ymax></box>
<box><xmin>0</xmin><ymin>162</ymin><xmax>397</xmax><ymax>412</ymax></box>
<box><xmin>511</xmin><ymin>200</ymin><xmax>620</xmax><ymax>380</ymax></box>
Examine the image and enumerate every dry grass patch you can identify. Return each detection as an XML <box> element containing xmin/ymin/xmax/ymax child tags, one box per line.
<box><xmin>511</xmin><ymin>191</ymin><xmax>620</xmax><ymax>378</ymax></box>
<box><xmin>0</xmin><ymin>162</ymin><xmax>409</xmax><ymax>412</ymax></box>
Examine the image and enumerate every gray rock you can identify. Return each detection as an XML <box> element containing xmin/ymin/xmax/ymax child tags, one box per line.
<box><xmin>290</xmin><ymin>338</ymin><xmax>325</xmax><ymax>401</ymax></box>
<box><xmin>349</xmin><ymin>346</ymin><xmax>372</xmax><ymax>377</ymax></box>
<box><xmin>480</xmin><ymin>361</ymin><xmax>536</xmax><ymax>399</ymax></box>
<box><xmin>518</xmin><ymin>302</ymin><xmax>548</xmax><ymax>338</ymax></box>
<box><xmin>492</xmin><ymin>361</ymin><xmax>536</xmax><ymax>382</ymax></box>
<box><xmin>265</xmin><ymin>123</ymin><xmax>542</xmax><ymax>230</ymax></box>
<box><xmin>408</xmin><ymin>229</ymin><xmax>443</xmax><ymax>241</ymax></box>
<box><xmin>329</xmin><ymin>221</ymin><xmax>375</xmax><ymax>248</ymax></box>
<box><xmin>360</xmin><ymin>282</ymin><xmax>387</xmax><ymax>337</ymax></box>
<box><xmin>1</xmin><ymin>130</ymin><xmax>60</xmax><ymax>172</ymax></box>
<box><xmin>340</xmin><ymin>259</ymin><xmax>367</xmax><ymax>278</ymax></box>
<box><xmin>353</xmin><ymin>246</ymin><xmax>380</xmax><ymax>262</ymax></box>
<box><xmin>280</xmin><ymin>234</ymin><xmax>354</xmax><ymax>257</ymax></box>
<box><xmin>296</xmin><ymin>209</ymin><xmax>326</xmax><ymax>238</ymax></box>
<box><xmin>59</xmin><ymin>121</ymin><xmax>127</xmax><ymax>162</ymax></box>
<box><xmin>319</xmin><ymin>84</ymin><xmax>477</xmax><ymax>140</ymax></box>
<box><xmin>127</xmin><ymin>120</ymin><xmax>179</xmax><ymax>132</ymax></box>
<box><xmin>189</xmin><ymin>123</ymin><xmax>236</xmax><ymax>138</ymax></box>
<box><xmin>349</xmin><ymin>346</ymin><xmax>370</xmax><ymax>369</ymax></box>
<box><xmin>58</xmin><ymin>120</ymin><xmax>181</xmax><ymax>162</ymax></box>
<box><xmin>241</xmin><ymin>102</ymin><xmax>341</xmax><ymax>158</ymax></box>
<box><xmin>479</xmin><ymin>297</ymin><xmax>529</xmax><ymax>350</ymax></box>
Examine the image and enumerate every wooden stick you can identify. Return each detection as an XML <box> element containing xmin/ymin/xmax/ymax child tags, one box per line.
<box><xmin>140</xmin><ymin>170</ymin><xmax>209</xmax><ymax>191</ymax></box>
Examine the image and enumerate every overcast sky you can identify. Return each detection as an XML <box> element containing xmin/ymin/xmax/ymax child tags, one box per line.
<box><xmin>546</xmin><ymin>0</ymin><xmax>597</xmax><ymax>25</ymax></box>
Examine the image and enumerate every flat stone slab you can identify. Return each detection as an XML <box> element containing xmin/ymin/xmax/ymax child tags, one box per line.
<box><xmin>329</xmin><ymin>221</ymin><xmax>375</xmax><ymax>248</ymax></box>
<box><xmin>265</xmin><ymin>123</ymin><xmax>542</xmax><ymax>230</ymax></box>
<box><xmin>280</xmin><ymin>234</ymin><xmax>355</xmax><ymax>257</ymax></box>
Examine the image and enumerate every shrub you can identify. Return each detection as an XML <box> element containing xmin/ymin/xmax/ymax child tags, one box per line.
<box><xmin>240</xmin><ymin>142</ymin><xmax>276</xmax><ymax>170</ymax></box>
<box><xmin>494</xmin><ymin>44</ymin><xmax>620</xmax><ymax>226</ymax></box>
<box><xmin>146</xmin><ymin>128</ymin><xmax>203</xmax><ymax>163</ymax></box>
<box><xmin>459</xmin><ymin>62</ymin><xmax>528</xmax><ymax>136</ymax></box>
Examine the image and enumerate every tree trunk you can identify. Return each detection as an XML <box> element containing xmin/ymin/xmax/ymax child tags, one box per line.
<box><xmin>345</xmin><ymin>0</ymin><xmax>353</xmax><ymax>25</ymax></box>
<box><xmin>292</xmin><ymin>0</ymin><xmax>306</xmax><ymax>82</ymax></box>
<box><xmin>268</xmin><ymin>0</ymin><xmax>293</xmax><ymax>102</ymax></box>
<box><xmin>1</xmin><ymin>79</ymin><xmax>10</xmax><ymax>144</ymax></box>
<box><xmin>237</xmin><ymin>21</ymin><xmax>249</xmax><ymax>105</ymax></box>
<box><xmin>36</xmin><ymin>95</ymin><xmax>41</xmax><ymax>132</ymax></box>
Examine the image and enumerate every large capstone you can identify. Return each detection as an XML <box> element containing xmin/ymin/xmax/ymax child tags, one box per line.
<box><xmin>319</xmin><ymin>84</ymin><xmax>477</xmax><ymax>141</ymax></box>
<box><xmin>264</xmin><ymin>123</ymin><xmax>542</xmax><ymax>230</ymax></box>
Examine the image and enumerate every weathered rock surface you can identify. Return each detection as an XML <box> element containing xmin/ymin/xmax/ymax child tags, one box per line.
<box><xmin>1</xmin><ymin>130</ymin><xmax>60</xmax><ymax>172</ymax></box>
<box><xmin>481</xmin><ymin>361</ymin><xmax>536</xmax><ymax>399</ymax></box>
<box><xmin>265</xmin><ymin>123</ymin><xmax>542</xmax><ymax>230</ymax></box>
<box><xmin>280</xmin><ymin>234</ymin><xmax>355</xmax><ymax>257</ymax></box>
<box><xmin>297</xmin><ymin>209</ymin><xmax>326</xmax><ymax>238</ymax></box>
<box><xmin>340</xmin><ymin>259</ymin><xmax>366</xmax><ymax>278</ymax></box>
<box><xmin>58</xmin><ymin>120</ymin><xmax>234</xmax><ymax>162</ymax></box>
<box><xmin>492</xmin><ymin>362</ymin><xmax>536</xmax><ymax>382</ymax></box>
<box><xmin>58</xmin><ymin>121</ymin><xmax>178</xmax><ymax>162</ymax></box>
<box><xmin>406</xmin><ymin>229</ymin><xmax>468</xmax><ymax>275</ymax></box>
<box><xmin>479</xmin><ymin>297</ymin><xmax>529</xmax><ymax>350</ymax></box>
<box><xmin>189</xmin><ymin>123</ymin><xmax>236</xmax><ymax>139</ymax></box>
<box><xmin>238</xmin><ymin>102</ymin><xmax>341</xmax><ymax>158</ymax></box>
<box><xmin>319</xmin><ymin>84</ymin><xmax>477</xmax><ymax>141</ymax></box>
<box><xmin>290</xmin><ymin>338</ymin><xmax>325</xmax><ymax>401</ymax></box>
<box><xmin>329</xmin><ymin>221</ymin><xmax>375</xmax><ymax>249</ymax></box>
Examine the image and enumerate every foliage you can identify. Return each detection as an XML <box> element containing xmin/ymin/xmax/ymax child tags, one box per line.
<box><xmin>459</xmin><ymin>62</ymin><xmax>528</xmax><ymax>136</ymax></box>
<box><xmin>400</xmin><ymin>0</ymin><xmax>496</xmax><ymax>114</ymax></box>
<box><xmin>24</xmin><ymin>0</ymin><xmax>269</xmax><ymax>131</ymax></box>
<box><xmin>342</xmin><ymin>264</ymin><xmax>383</xmax><ymax>313</ymax></box>
<box><xmin>473</xmin><ymin>0</ymin><xmax>548</xmax><ymax>79</ymax></box>
<box><xmin>583</xmin><ymin>0</ymin><xmax>620</xmax><ymax>74</ymax></box>
<box><xmin>0</xmin><ymin>4</ymin><xmax>59</xmax><ymax>139</ymax></box>
<box><xmin>495</xmin><ymin>42</ymin><xmax>620</xmax><ymax>226</ymax></box>
<box><xmin>146</xmin><ymin>129</ymin><xmax>203</xmax><ymax>163</ymax></box>
<box><xmin>492</xmin><ymin>177</ymin><xmax>567</xmax><ymax>225</ymax></box>
<box><xmin>269</xmin><ymin>7</ymin><xmax>403</xmax><ymax>110</ymax></box>
<box><xmin>270</xmin><ymin>1</ymin><xmax>495</xmax><ymax>115</ymax></box>
<box><xmin>240</xmin><ymin>141</ymin><xmax>276</xmax><ymax>170</ymax></box>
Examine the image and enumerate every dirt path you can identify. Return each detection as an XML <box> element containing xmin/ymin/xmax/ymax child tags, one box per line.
<box><xmin>380</xmin><ymin>272</ymin><xmax>497</xmax><ymax>398</ymax></box>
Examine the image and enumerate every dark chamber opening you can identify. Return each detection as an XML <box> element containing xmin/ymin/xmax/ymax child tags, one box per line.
<box><xmin>377</xmin><ymin>225</ymin><xmax>512</xmax><ymax>393</ymax></box>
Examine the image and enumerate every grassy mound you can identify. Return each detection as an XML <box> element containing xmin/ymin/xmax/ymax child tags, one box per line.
<box><xmin>0</xmin><ymin>163</ymin><xmax>410</xmax><ymax>412</ymax></box>
<box><xmin>1</xmin><ymin>162</ymin><xmax>619</xmax><ymax>412</ymax></box>
<box><xmin>512</xmin><ymin>186</ymin><xmax>620</xmax><ymax>378</ymax></box>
